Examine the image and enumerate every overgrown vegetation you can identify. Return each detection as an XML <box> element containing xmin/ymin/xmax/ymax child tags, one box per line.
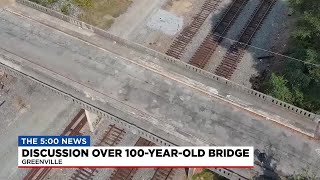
<box><xmin>73</xmin><ymin>0</ymin><xmax>92</xmax><ymax>8</ymax></box>
<box><xmin>77</xmin><ymin>0</ymin><xmax>132</xmax><ymax>29</ymax></box>
<box><xmin>192</xmin><ymin>169</ymin><xmax>227</xmax><ymax>180</ymax></box>
<box><xmin>60</xmin><ymin>2</ymin><xmax>71</xmax><ymax>15</ymax></box>
<box><xmin>262</xmin><ymin>0</ymin><xmax>320</xmax><ymax>113</ymax></box>
<box><xmin>29</xmin><ymin>0</ymin><xmax>57</xmax><ymax>7</ymax></box>
<box><xmin>30</xmin><ymin>0</ymin><xmax>131</xmax><ymax>29</ymax></box>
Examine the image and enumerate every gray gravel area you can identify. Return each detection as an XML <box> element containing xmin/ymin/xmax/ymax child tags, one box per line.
<box><xmin>132</xmin><ymin>168</ymin><xmax>157</xmax><ymax>180</ymax></box>
<box><xmin>48</xmin><ymin>0</ymin><xmax>83</xmax><ymax>18</ymax></box>
<box><xmin>146</xmin><ymin>9</ymin><xmax>183</xmax><ymax>36</ymax></box>
<box><xmin>128</xmin><ymin>0</ymin><xmax>207</xmax><ymax>52</ymax></box>
<box><xmin>232</xmin><ymin>51</ymin><xmax>258</xmax><ymax>87</ymax></box>
<box><xmin>205</xmin><ymin>0</ymin><xmax>261</xmax><ymax>72</ymax></box>
<box><xmin>231</xmin><ymin>0</ymin><xmax>291</xmax><ymax>87</ymax></box>
<box><xmin>0</xmin><ymin>73</ymin><xmax>79</xmax><ymax>180</ymax></box>
<box><xmin>170</xmin><ymin>168</ymin><xmax>186</xmax><ymax>180</ymax></box>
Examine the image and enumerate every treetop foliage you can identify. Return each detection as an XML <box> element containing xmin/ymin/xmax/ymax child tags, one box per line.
<box><xmin>267</xmin><ymin>0</ymin><xmax>320</xmax><ymax>113</ymax></box>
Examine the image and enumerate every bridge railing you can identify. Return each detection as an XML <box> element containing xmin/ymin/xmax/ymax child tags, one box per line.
<box><xmin>15</xmin><ymin>0</ymin><xmax>317</xmax><ymax>121</ymax></box>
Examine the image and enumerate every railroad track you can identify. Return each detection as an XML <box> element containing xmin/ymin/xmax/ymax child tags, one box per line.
<box><xmin>23</xmin><ymin>109</ymin><xmax>87</xmax><ymax>180</ymax></box>
<box><xmin>165</xmin><ymin>0</ymin><xmax>220</xmax><ymax>59</ymax></box>
<box><xmin>189</xmin><ymin>0</ymin><xmax>249</xmax><ymax>68</ymax></box>
<box><xmin>151</xmin><ymin>168</ymin><xmax>176</xmax><ymax>180</ymax></box>
<box><xmin>70</xmin><ymin>124</ymin><xmax>126</xmax><ymax>180</ymax></box>
<box><xmin>109</xmin><ymin>137</ymin><xmax>155</xmax><ymax>180</ymax></box>
<box><xmin>215</xmin><ymin>0</ymin><xmax>276</xmax><ymax>79</ymax></box>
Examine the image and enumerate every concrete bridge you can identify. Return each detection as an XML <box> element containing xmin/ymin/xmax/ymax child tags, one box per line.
<box><xmin>0</xmin><ymin>0</ymin><xmax>319</xmax><ymax>179</ymax></box>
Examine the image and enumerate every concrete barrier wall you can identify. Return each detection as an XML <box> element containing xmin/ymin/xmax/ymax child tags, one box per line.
<box><xmin>16</xmin><ymin>0</ymin><xmax>317</xmax><ymax>121</ymax></box>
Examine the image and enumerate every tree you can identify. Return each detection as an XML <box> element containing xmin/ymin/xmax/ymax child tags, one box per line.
<box><xmin>264</xmin><ymin>0</ymin><xmax>320</xmax><ymax>113</ymax></box>
<box><xmin>267</xmin><ymin>73</ymin><xmax>294</xmax><ymax>103</ymax></box>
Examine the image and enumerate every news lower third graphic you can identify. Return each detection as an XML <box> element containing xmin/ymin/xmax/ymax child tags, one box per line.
<box><xmin>18</xmin><ymin>136</ymin><xmax>254</xmax><ymax>168</ymax></box>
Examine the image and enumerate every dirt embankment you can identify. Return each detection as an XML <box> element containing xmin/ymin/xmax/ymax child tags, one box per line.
<box><xmin>0</xmin><ymin>0</ymin><xmax>15</xmax><ymax>7</ymax></box>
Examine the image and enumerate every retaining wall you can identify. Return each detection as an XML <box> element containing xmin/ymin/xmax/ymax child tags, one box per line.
<box><xmin>15</xmin><ymin>0</ymin><xmax>317</xmax><ymax>121</ymax></box>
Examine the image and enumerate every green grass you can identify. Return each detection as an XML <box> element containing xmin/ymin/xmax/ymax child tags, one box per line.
<box><xmin>192</xmin><ymin>169</ymin><xmax>228</xmax><ymax>180</ymax></box>
<box><xmin>192</xmin><ymin>170</ymin><xmax>213</xmax><ymax>180</ymax></box>
<box><xmin>76</xmin><ymin>0</ymin><xmax>132</xmax><ymax>29</ymax></box>
<box><xmin>30</xmin><ymin>0</ymin><xmax>57</xmax><ymax>7</ymax></box>
<box><xmin>60</xmin><ymin>3</ymin><xmax>71</xmax><ymax>15</ymax></box>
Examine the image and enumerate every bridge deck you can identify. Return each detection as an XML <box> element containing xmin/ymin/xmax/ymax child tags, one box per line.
<box><xmin>0</xmin><ymin>4</ymin><xmax>319</xmax><ymax>177</ymax></box>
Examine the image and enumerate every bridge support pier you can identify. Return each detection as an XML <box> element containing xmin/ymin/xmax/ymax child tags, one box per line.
<box><xmin>84</xmin><ymin>110</ymin><xmax>100</xmax><ymax>132</ymax></box>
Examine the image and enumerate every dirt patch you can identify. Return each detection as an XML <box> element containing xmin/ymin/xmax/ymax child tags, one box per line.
<box><xmin>78</xmin><ymin>0</ymin><xmax>132</xmax><ymax>29</ymax></box>
<box><xmin>169</xmin><ymin>0</ymin><xmax>193</xmax><ymax>15</ymax></box>
<box><xmin>46</xmin><ymin>0</ymin><xmax>132</xmax><ymax>29</ymax></box>
<box><xmin>13</xmin><ymin>96</ymin><xmax>29</xmax><ymax>113</ymax></box>
<box><xmin>0</xmin><ymin>0</ymin><xmax>15</xmax><ymax>7</ymax></box>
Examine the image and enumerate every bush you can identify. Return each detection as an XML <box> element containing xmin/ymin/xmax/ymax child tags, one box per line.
<box><xmin>60</xmin><ymin>3</ymin><xmax>71</xmax><ymax>15</ymax></box>
<box><xmin>192</xmin><ymin>169</ymin><xmax>227</xmax><ymax>180</ymax></box>
<box><xmin>73</xmin><ymin>0</ymin><xmax>92</xmax><ymax>8</ymax></box>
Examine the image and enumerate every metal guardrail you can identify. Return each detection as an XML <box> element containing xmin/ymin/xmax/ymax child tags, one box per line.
<box><xmin>13</xmin><ymin>0</ymin><xmax>318</xmax><ymax>121</ymax></box>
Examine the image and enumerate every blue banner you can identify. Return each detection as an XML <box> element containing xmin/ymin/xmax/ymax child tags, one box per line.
<box><xmin>18</xmin><ymin>136</ymin><xmax>90</xmax><ymax>146</ymax></box>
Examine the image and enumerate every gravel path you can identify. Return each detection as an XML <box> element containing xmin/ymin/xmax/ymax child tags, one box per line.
<box><xmin>231</xmin><ymin>0</ymin><xmax>291</xmax><ymax>87</ymax></box>
<box><xmin>205</xmin><ymin>0</ymin><xmax>261</xmax><ymax>72</ymax></box>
